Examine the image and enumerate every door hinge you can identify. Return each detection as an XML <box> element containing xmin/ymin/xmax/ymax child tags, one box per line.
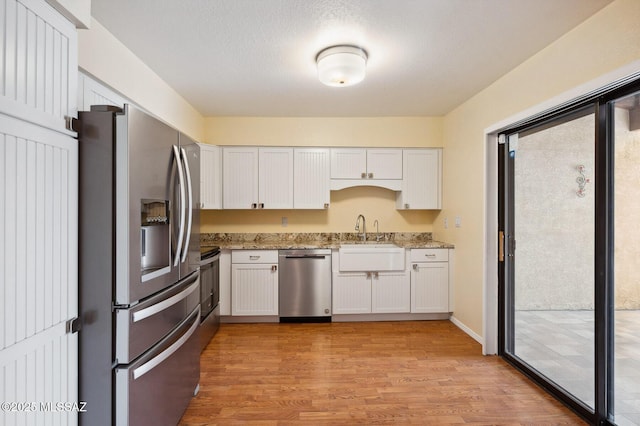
<box><xmin>498</xmin><ymin>231</ymin><xmax>505</xmax><ymax>262</ymax></box>
<box><xmin>66</xmin><ymin>317</ymin><xmax>82</xmax><ymax>334</ymax></box>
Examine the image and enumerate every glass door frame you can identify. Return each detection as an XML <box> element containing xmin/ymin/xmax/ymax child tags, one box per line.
<box><xmin>497</xmin><ymin>77</ymin><xmax>640</xmax><ymax>425</ymax></box>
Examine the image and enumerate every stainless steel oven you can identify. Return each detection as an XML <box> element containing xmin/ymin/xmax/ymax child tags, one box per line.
<box><xmin>200</xmin><ymin>246</ymin><xmax>220</xmax><ymax>350</ymax></box>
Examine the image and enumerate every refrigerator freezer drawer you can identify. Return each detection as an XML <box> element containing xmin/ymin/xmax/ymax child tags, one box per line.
<box><xmin>115</xmin><ymin>306</ymin><xmax>200</xmax><ymax>426</ymax></box>
<box><xmin>115</xmin><ymin>271</ymin><xmax>200</xmax><ymax>364</ymax></box>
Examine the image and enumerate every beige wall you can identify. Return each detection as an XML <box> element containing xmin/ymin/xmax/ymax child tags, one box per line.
<box><xmin>77</xmin><ymin>20</ymin><xmax>205</xmax><ymax>141</ymax></box>
<box><xmin>439</xmin><ymin>0</ymin><xmax>640</xmax><ymax>336</ymax></box>
<box><xmin>202</xmin><ymin>117</ymin><xmax>443</xmax><ymax>234</ymax></box>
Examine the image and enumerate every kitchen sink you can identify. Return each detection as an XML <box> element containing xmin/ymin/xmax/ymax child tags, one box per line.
<box><xmin>338</xmin><ymin>243</ymin><xmax>405</xmax><ymax>271</ymax></box>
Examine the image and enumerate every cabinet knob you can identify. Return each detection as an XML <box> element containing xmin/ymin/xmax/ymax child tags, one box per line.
<box><xmin>368</xmin><ymin>172</ymin><xmax>373</xmax><ymax>178</ymax></box>
<box><xmin>361</xmin><ymin>172</ymin><xmax>366</xmax><ymax>178</ymax></box>
<box><xmin>251</xmin><ymin>203</ymin><xmax>257</xmax><ymax>209</ymax></box>
<box><xmin>259</xmin><ymin>203</ymin><xmax>265</xmax><ymax>209</ymax></box>
<box><xmin>413</xmin><ymin>264</ymin><xmax>418</xmax><ymax>270</ymax></box>
<box><xmin>324</xmin><ymin>203</ymin><xmax>329</xmax><ymax>209</ymax></box>
<box><xmin>373</xmin><ymin>272</ymin><xmax>379</xmax><ymax>279</ymax></box>
<box><xmin>271</xmin><ymin>265</ymin><xmax>277</xmax><ymax>272</ymax></box>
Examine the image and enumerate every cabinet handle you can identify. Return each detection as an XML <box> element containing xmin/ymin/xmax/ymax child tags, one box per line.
<box><xmin>405</xmin><ymin>203</ymin><xmax>410</xmax><ymax>209</ymax></box>
<box><xmin>324</xmin><ymin>203</ymin><xmax>329</xmax><ymax>209</ymax></box>
<box><xmin>259</xmin><ymin>203</ymin><xmax>264</xmax><ymax>209</ymax></box>
<box><xmin>425</xmin><ymin>254</ymin><xmax>436</xmax><ymax>258</ymax></box>
<box><xmin>271</xmin><ymin>265</ymin><xmax>277</xmax><ymax>272</ymax></box>
<box><xmin>413</xmin><ymin>264</ymin><xmax>418</xmax><ymax>270</ymax></box>
<box><xmin>361</xmin><ymin>172</ymin><xmax>366</xmax><ymax>178</ymax></box>
<box><xmin>249</xmin><ymin>255</ymin><xmax>260</xmax><ymax>260</ymax></box>
<box><xmin>373</xmin><ymin>272</ymin><xmax>379</xmax><ymax>279</ymax></box>
<box><xmin>251</xmin><ymin>203</ymin><xmax>257</xmax><ymax>209</ymax></box>
<box><xmin>368</xmin><ymin>172</ymin><xmax>373</xmax><ymax>178</ymax></box>
<box><xmin>366</xmin><ymin>272</ymin><xmax>371</xmax><ymax>279</ymax></box>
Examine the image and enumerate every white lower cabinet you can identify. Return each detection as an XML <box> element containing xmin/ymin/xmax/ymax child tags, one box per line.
<box><xmin>410</xmin><ymin>249</ymin><xmax>450</xmax><ymax>313</ymax></box>
<box><xmin>333</xmin><ymin>271</ymin><xmax>410</xmax><ymax>314</ymax></box>
<box><xmin>231</xmin><ymin>250</ymin><xmax>278</xmax><ymax>316</ymax></box>
<box><xmin>372</xmin><ymin>271</ymin><xmax>411</xmax><ymax>313</ymax></box>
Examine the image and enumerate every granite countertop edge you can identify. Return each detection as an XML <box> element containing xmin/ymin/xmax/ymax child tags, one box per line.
<box><xmin>201</xmin><ymin>233</ymin><xmax>454</xmax><ymax>250</ymax></box>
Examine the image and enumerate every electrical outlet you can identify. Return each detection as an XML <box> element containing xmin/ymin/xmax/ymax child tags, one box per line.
<box><xmin>455</xmin><ymin>216</ymin><xmax>461</xmax><ymax>228</ymax></box>
<box><xmin>282</xmin><ymin>216</ymin><xmax>288</xmax><ymax>227</ymax></box>
<box><xmin>444</xmin><ymin>217</ymin><xmax>448</xmax><ymax>229</ymax></box>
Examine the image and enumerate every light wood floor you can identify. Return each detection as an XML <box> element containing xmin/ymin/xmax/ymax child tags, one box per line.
<box><xmin>179</xmin><ymin>321</ymin><xmax>586</xmax><ymax>425</ymax></box>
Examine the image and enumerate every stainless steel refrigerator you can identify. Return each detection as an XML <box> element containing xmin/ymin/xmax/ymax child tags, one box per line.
<box><xmin>78</xmin><ymin>105</ymin><xmax>200</xmax><ymax>426</ymax></box>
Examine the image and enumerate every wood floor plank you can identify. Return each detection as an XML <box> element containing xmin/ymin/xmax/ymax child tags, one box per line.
<box><xmin>179</xmin><ymin>321</ymin><xmax>586</xmax><ymax>425</ymax></box>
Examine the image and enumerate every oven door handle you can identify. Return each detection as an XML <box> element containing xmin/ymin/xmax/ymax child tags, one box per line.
<box><xmin>132</xmin><ymin>306</ymin><xmax>200</xmax><ymax>380</ymax></box>
<box><xmin>132</xmin><ymin>280</ymin><xmax>199</xmax><ymax>323</ymax></box>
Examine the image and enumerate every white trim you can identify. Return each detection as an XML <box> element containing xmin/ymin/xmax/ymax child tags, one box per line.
<box><xmin>482</xmin><ymin>60</ymin><xmax>640</xmax><ymax>356</ymax></box>
<box><xmin>450</xmin><ymin>315</ymin><xmax>483</xmax><ymax>345</ymax></box>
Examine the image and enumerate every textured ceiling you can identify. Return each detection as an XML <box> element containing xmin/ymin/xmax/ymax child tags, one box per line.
<box><xmin>90</xmin><ymin>0</ymin><xmax>613</xmax><ymax>117</ymax></box>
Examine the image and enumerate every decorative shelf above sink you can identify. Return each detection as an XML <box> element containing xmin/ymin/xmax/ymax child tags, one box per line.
<box><xmin>338</xmin><ymin>243</ymin><xmax>405</xmax><ymax>271</ymax></box>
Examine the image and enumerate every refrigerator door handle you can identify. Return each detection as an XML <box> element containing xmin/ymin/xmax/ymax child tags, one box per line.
<box><xmin>180</xmin><ymin>147</ymin><xmax>193</xmax><ymax>264</ymax></box>
<box><xmin>131</xmin><ymin>279</ymin><xmax>199</xmax><ymax>323</ymax></box>
<box><xmin>173</xmin><ymin>145</ymin><xmax>186</xmax><ymax>267</ymax></box>
<box><xmin>132</xmin><ymin>306</ymin><xmax>200</xmax><ymax>380</ymax></box>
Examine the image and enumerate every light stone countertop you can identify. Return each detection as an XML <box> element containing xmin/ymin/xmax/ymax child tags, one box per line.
<box><xmin>201</xmin><ymin>232</ymin><xmax>454</xmax><ymax>250</ymax></box>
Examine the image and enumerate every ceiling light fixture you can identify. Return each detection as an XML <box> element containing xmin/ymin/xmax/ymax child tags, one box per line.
<box><xmin>316</xmin><ymin>45</ymin><xmax>368</xmax><ymax>87</ymax></box>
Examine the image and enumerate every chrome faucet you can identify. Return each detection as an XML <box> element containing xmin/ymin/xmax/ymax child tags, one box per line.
<box><xmin>355</xmin><ymin>214</ymin><xmax>366</xmax><ymax>242</ymax></box>
<box><xmin>373</xmin><ymin>219</ymin><xmax>382</xmax><ymax>242</ymax></box>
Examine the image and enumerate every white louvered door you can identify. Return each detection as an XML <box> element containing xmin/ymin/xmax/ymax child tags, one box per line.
<box><xmin>0</xmin><ymin>1</ymin><xmax>78</xmax><ymax>425</ymax></box>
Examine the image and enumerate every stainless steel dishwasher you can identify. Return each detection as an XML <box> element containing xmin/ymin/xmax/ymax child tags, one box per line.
<box><xmin>278</xmin><ymin>249</ymin><xmax>332</xmax><ymax>322</ymax></box>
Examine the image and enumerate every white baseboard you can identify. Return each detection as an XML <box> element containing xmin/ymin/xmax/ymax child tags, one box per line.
<box><xmin>450</xmin><ymin>315</ymin><xmax>483</xmax><ymax>346</ymax></box>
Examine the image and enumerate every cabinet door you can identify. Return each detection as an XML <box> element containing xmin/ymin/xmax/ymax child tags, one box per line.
<box><xmin>330</xmin><ymin>148</ymin><xmax>367</xmax><ymax>179</ymax></box>
<box><xmin>332</xmin><ymin>272</ymin><xmax>371</xmax><ymax>314</ymax></box>
<box><xmin>411</xmin><ymin>262</ymin><xmax>449</xmax><ymax>313</ymax></box>
<box><xmin>1</xmin><ymin>114</ymin><xmax>79</xmax><ymax>426</ymax></box>
<box><xmin>78</xmin><ymin>72</ymin><xmax>127</xmax><ymax>111</ymax></box>
<box><xmin>231</xmin><ymin>263</ymin><xmax>278</xmax><ymax>316</ymax></box>
<box><xmin>294</xmin><ymin>148</ymin><xmax>330</xmax><ymax>209</ymax></box>
<box><xmin>0</xmin><ymin>0</ymin><xmax>77</xmax><ymax>133</ymax></box>
<box><xmin>222</xmin><ymin>147</ymin><xmax>258</xmax><ymax>209</ymax></box>
<box><xmin>398</xmin><ymin>149</ymin><xmax>442</xmax><ymax>209</ymax></box>
<box><xmin>372</xmin><ymin>271</ymin><xmax>410</xmax><ymax>313</ymax></box>
<box><xmin>199</xmin><ymin>143</ymin><xmax>222</xmax><ymax>209</ymax></box>
<box><xmin>366</xmin><ymin>149</ymin><xmax>402</xmax><ymax>179</ymax></box>
<box><xmin>258</xmin><ymin>147</ymin><xmax>293</xmax><ymax>209</ymax></box>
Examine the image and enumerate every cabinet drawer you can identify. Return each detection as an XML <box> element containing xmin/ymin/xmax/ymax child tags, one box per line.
<box><xmin>410</xmin><ymin>249</ymin><xmax>448</xmax><ymax>262</ymax></box>
<box><xmin>232</xmin><ymin>250</ymin><xmax>278</xmax><ymax>264</ymax></box>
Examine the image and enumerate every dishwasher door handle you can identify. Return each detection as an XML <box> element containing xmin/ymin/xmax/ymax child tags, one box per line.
<box><xmin>284</xmin><ymin>255</ymin><xmax>327</xmax><ymax>259</ymax></box>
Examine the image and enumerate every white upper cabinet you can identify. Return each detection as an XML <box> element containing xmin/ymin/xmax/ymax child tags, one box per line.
<box><xmin>78</xmin><ymin>72</ymin><xmax>127</xmax><ymax>111</ymax></box>
<box><xmin>293</xmin><ymin>148</ymin><xmax>330</xmax><ymax>209</ymax></box>
<box><xmin>0</xmin><ymin>0</ymin><xmax>77</xmax><ymax>134</ymax></box>
<box><xmin>397</xmin><ymin>149</ymin><xmax>442</xmax><ymax>210</ymax></box>
<box><xmin>222</xmin><ymin>146</ymin><xmax>293</xmax><ymax>209</ymax></box>
<box><xmin>199</xmin><ymin>143</ymin><xmax>222</xmax><ymax>209</ymax></box>
<box><xmin>366</xmin><ymin>149</ymin><xmax>402</xmax><ymax>179</ymax></box>
<box><xmin>330</xmin><ymin>148</ymin><xmax>367</xmax><ymax>179</ymax></box>
<box><xmin>222</xmin><ymin>147</ymin><xmax>259</xmax><ymax>209</ymax></box>
<box><xmin>259</xmin><ymin>147</ymin><xmax>294</xmax><ymax>209</ymax></box>
<box><xmin>330</xmin><ymin>148</ymin><xmax>403</xmax><ymax>191</ymax></box>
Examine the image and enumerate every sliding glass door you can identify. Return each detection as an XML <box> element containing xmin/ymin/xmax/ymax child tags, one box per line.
<box><xmin>502</xmin><ymin>107</ymin><xmax>597</xmax><ymax>411</ymax></box>
<box><xmin>612</xmin><ymin>89</ymin><xmax>640</xmax><ymax>426</ymax></box>
<box><xmin>499</xmin><ymin>78</ymin><xmax>640</xmax><ymax>425</ymax></box>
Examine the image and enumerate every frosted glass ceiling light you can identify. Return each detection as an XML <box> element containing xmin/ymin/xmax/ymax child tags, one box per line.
<box><xmin>316</xmin><ymin>45</ymin><xmax>368</xmax><ymax>87</ymax></box>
